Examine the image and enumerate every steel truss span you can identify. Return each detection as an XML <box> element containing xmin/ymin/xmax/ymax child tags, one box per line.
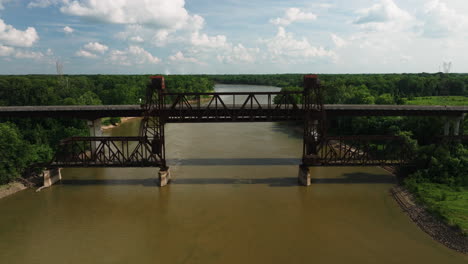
<box><xmin>51</xmin><ymin>137</ymin><xmax>162</xmax><ymax>168</ymax></box>
<box><xmin>42</xmin><ymin>75</ymin><xmax>464</xmax><ymax>169</ymax></box>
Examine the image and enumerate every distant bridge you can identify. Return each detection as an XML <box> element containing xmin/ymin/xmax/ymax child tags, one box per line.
<box><xmin>1</xmin><ymin>104</ymin><xmax>466</xmax><ymax>120</ymax></box>
<box><xmin>2</xmin><ymin>75</ymin><xmax>466</xmax><ymax>187</ymax></box>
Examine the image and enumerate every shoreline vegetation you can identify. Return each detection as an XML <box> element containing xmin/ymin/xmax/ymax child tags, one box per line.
<box><xmin>391</xmin><ymin>186</ymin><xmax>468</xmax><ymax>254</ymax></box>
<box><xmin>0</xmin><ymin>74</ymin><xmax>467</xmax><ymax>253</ymax></box>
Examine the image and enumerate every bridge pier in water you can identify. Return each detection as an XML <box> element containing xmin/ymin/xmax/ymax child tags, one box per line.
<box><xmin>37</xmin><ymin>75</ymin><xmax>467</xmax><ymax>189</ymax></box>
<box><xmin>87</xmin><ymin>119</ymin><xmax>102</xmax><ymax>154</ymax></box>
<box><xmin>37</xmin><ymin>168</ymin><xmax>62</xmax><ymax>191</ymax></box>
<box><xmin>299</xmin><ymin>74</ymin><xmax>324</xmax><ymax>187</ymax></box>
<box><xmin>298</xmin><ymin>165</ymin><xmax>311</xmax><ymax>186</ymax></box>
<box><xmin>158</xmin><ymin>168</ymin><xmax>171</xmax><ymax>187</ymax></box>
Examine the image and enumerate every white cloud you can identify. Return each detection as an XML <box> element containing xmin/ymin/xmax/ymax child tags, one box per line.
<box><xmin>217</xmin><ymin>44</ymin><xmax>259</xmax><ymax>64</ymax></box>
<box><xmin>153</xmin><ymin>29</ymin><xmax>170</xmax><ymax>46</ymax></box>
<box><xmin>0</xmin><ymin>44</ymin><xmax>14</xmax><ymax>56</ymax></box>
<box><xmin>27</xmin><ymin>0</ymin><xmax>58</xmax><ymax>8</ymax></box>
<box><xmin>0</xmin><ymin>19</ymin><xmax>39</xmax><ymax>47</ymax></box>
<box><xmin>355</xmin><ymin>0</ymin><xmax>411</xmax><ymax>24</ymax></box>
<box><xmin>75</xmin><ymin>42</ymin><xmax>108</xmax><ymax>58</ymax></box>
<box><xmin>76</xmin><ymin>49</ymin><xmax>97</xmax><ymax>58</ymax></box>
<box><xmin>15</xmin><ymin>50</ymin><xmax>44</xmax><ymax>60</ymax></box>
<box><xmin>331</xmin><ymin>34</ymin><xmax>347</xmax><ymax>48</ymax></box>
<box><xmin>130</xmin><ymin>36</ymin><xmax>144</xmax><ymax>43</ymax></box>
<box><xmin>354</xmin><ymin>0</ymin><xmax>413</xmax><ymax>32</ymax></box>
<box><xmin>270</xmin><ymin>8</ymin><xmax>317</xmax><ymax>26</ymax></box>
<box><xmin>261</xmin><ymin>27</ymin><xmax>336</xmax><ymax>62</ymax></box>
<box><xmin>0</xmin><ymin>45</ymin><xmax>48</xmax><ymax>61</ymax></box>
<box><xmin>63</xmin><ymin>26</ymin><xmax>74</xmax><ymax>34</ymax></box>
<box><xmin>420</xmin><ymin>0</ymin><xmax>468</xmax><ymax>38</ymax></box>
<box><xmin>168</xmin><ymin>51</ymin><xmax>199</xmax><ymax>63</ymax></box>
<box><xmin>83</xmin><ymin>42</ymin><xmax>108</xmax><ymax>53</ymax></box>
<box><xmin>60</xmin><ymin>0</ymin><xmax>194</xmax><ymax>32</ymax></box>
<box><xmin>112</xmin><ymin>8</ymin><xmax>225</xmax><ymax>53</ymax></box>
<box><xmin>190</xmin><ymin>31</ymin><xmax>228</xmax><ymax>48</ymax></box>
<box><xmin>109</xmin><ymin>46</ymin><xmax>160</xmax><ymax>66</ymax></box>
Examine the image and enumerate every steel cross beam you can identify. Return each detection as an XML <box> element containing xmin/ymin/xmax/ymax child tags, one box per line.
<box><xmin>163</xmin><ymin>91</ymin><xmax>302</xmax><ymax>122</ymax></box>
<box><xmin>43</xmin><ymin>75</ymin><xmax>457</xmax><ymax>170</ymax></box>
<box><xmin>50</xmin><ymin>137</ymin><xmax>162</xmax><ymax>168</ymax></box>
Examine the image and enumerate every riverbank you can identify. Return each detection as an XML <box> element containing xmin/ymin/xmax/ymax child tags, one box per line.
<box><xmin>0</xmin><ymin>172</ymin><xmax>45</xmax><ymax>199</ymax></box>
<box><xmin>0</xmin><ymin>182</ymin><xmax>27</xmax><ymax>199</ymax></box>
<box><xmin>101</xmin><ymin>117</ymin><xmax>140</xmax><ymax>131</ymax></box>
<box><xmin>391</xmin><ymin>186</ymin><xmax>468</xmax><ymax>254</ymax></box>
<box><xmin>0</xmin><ymin>117</ymin><xmax>140</xmax><ymax>200</ymax></box>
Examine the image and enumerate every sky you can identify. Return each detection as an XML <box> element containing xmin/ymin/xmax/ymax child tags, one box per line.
<box><xmin>0</xmin><ymin>0</ymin><xmax>468</xmax><ymax>74</ymax></box>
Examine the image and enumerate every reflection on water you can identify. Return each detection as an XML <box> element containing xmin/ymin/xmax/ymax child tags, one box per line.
<box><xmin>0</xmin><ymin>85</ymin><xmax>466</xmax><ymax>264</ymax></box>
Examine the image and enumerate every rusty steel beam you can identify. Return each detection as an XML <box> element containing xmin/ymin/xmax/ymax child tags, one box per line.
<box><xmin>38</xmin><ymin>75</ymin><xmax>464</xmax><ymax>170</ymax></box>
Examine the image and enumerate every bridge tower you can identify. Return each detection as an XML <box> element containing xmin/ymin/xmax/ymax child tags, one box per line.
<box><xmin>299</xmin><ymin>75</ymin><xmax>326</xmax><ymax>186</ymax></box>
<box><xmin>140</xmin><ymin>76</ymin><xmax>170</xmax><ymax>186</ymax></box>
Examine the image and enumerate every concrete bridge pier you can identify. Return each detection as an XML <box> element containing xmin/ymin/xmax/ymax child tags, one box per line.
<box><xmin>37</xmin><ymin>168</ymin><xmax>62</xmax><ymax>192</ymax></box>
<box><xmin>444</xmin><ymin>114</ymin><xmax>465</xmax><ymax>136</ymax></box>
<box><xmin>158</xmin><ymin>168</ymin><xmax>171</xmax><ymax>187</ymax></box>
<box><xmin>298</xmin><ymin>165</ymin><xmax>311</xmax><ymax>186</ymax></box>
<box><xmin>453</xmin><ymin>114</ymin><xmax>465</xmax><ymax>136</ymax></box>
<box><xmin>87</xmin><ymin>119</ymin><xmax>102</xmax><ymax>154</ymax></box>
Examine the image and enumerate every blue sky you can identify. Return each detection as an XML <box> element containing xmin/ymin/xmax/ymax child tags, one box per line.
<box><xmin>0</xmin><ymin>0</ymin><xmax>467</xmax><ymax>74</ymax></box>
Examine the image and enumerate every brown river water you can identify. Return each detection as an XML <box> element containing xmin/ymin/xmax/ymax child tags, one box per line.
<box><xmin>0</xmin><ymin>85</ymin><xmax>466</xmax><ymax>263</ymax></box>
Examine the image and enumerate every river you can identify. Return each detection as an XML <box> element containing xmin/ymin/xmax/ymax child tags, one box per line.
<box><xmin>0</xmin><ymin>84</ymin><xmax>466</xmax><ymax>263</ymax></box>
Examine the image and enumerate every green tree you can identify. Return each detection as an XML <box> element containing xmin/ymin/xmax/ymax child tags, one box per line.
<box><xmin>0</xmin><ymin>123</ymin><xmax>32</xmax><ymax>184</ymax></box>
<box><xmin>375</xmin><ymin>93</ymin><xmax>395</xmax><ymax>105</ymax></box>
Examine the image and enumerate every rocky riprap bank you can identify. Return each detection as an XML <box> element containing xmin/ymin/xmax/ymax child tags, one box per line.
<box><xmin>392</xmin><ymin>186</ymin><xmax>468</xmax><ymax>254</ymax></box>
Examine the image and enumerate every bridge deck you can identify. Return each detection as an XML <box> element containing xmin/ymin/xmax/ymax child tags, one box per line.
<box><xmin>0</xmin><ymin>104</ymin><xmax>466</xmax><ymax>120</ymax></box>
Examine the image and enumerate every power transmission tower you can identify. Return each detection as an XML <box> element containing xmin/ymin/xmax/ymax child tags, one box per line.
<box><xmin>439</xmin><ymin>61</ymin><xmax>452</xmax><ymax>96</ymax></box>
<box><xmin>443</xmin><ymin>61</ymin><xmax>452</xmax><ymax>74</ymax></box>
<box><xmin>56</xmin><ymin>60</ymin><xmax>69</xmax><ymax>90</ymax></box>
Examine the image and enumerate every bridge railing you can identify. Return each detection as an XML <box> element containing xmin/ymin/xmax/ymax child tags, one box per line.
<box><xmin>50</xmin><ymin>137</ymin><xmax>163</xmax><ymax>167</ymax></box>
<box><xmin>162</xmin><ymin>91</ymin><xmax>304</xmax><ymax>122</ymax></box>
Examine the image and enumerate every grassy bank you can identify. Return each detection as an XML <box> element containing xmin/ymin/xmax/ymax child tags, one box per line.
<box><xmin>405</xmin><ymin>182</ymin><xmax>468</xmax><ymax>235</ymax></box>
<box><xmin>405</xmin><ymin>96</ymin><xmax>468</xmax><ymax>106</ymax></box>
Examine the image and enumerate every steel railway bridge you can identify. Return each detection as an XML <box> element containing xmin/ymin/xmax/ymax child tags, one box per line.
<box><xmin>2</xmin><ymin>75</ymin><xmax>466</xmax><ymax>187</ymax></box>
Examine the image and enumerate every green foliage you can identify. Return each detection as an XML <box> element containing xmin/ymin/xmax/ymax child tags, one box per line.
<box><xmin>408</xmin><ymin>144</ymin><xmax>467</xmax><ymax>186</ymax></box>
<box><xmin>375</xmin><ymin>93</ymin><xmax>395</xmax><ymax>105</ymax></box>
<box><xmin>405</xmin><ymin>96</ymin><xmax>468</xmax><ymax>106</ymax></box>
<box><xmin>273</xmin><ymin>86</ymin><xmax>303</xmax><ymax>104</ymax></box>
<box><xmin>404</xmin><ymin>181</ymin><xmax>468</xmax><ymax>235</ymax></box>
<box><xmin>0</xmin><ymin>123</ymin><xmax>53</xmax><ymax>184</ymax></box>
<box><xmin>0</xmin><ymin>123</ymin><xmax>30</xmax><ymax>184</ymax></box>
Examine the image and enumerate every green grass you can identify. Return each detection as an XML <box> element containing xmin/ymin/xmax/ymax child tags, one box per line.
<box><xmin>406</xmin><ymin>182</ymin><xmax>468</xmax><ymax>235</ymax></box>
<box><xmin>405</xmin><ymin>96</ymin><xmax>468</xmax><ymax>106</ymax></box>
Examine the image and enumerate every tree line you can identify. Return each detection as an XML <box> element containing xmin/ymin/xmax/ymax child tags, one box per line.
<box><xmin>0</xmin><ymin>73</ymin><xmax>466</xmax><ymax>186</ymax></box>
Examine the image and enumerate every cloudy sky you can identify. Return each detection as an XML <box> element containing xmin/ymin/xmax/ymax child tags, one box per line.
<box><xmin>0</xmin><ymin>0</ymin><xmax>467</xmax><ymax>74</ymax></box>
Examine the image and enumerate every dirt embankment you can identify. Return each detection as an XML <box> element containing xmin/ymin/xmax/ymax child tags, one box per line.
<box><xmin>0</xmin><ymin>182</ymin><xmax>27</xmax><ymax>199</ymax></box>
<box><xmin>391</xmin><ymin>186</ymin><xmax>468</xmax><ymax>254</ymax></box>
<box><xmin>0</xmin><ymin>173</ymin><xmax>43</xmax><ymax>199</ymax></box>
